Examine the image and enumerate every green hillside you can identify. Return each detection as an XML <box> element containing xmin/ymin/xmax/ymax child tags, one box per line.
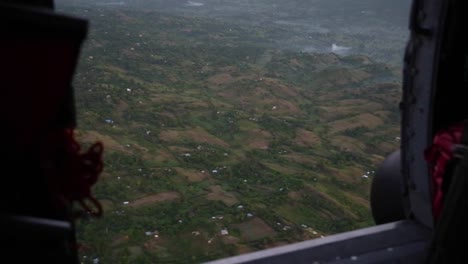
<box><xmin>61</xmin><ymin>4</ymin><xmax>402</xmax><ymax>264</ymax></box>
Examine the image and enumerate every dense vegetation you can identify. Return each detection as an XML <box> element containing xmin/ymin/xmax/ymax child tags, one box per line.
<box><xmin>58</xmin><ymin>1</ymin><xmax>405</xmax><ymax>263</ymax></box>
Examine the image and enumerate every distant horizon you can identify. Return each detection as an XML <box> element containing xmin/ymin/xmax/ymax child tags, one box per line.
<box><xmin>59</xmin><ymin>0</ymin><xmax>410</xmax><ymax>65</ymax></box>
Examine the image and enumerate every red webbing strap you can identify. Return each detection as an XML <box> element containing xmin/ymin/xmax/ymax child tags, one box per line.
<box><xmin>44</xmin><ymin>128</ymin><xmax>104</xmax><ymax>218</ymax></box>
<box><xmin>425</xmin><ymin>122</ymin><xmax>464</xmax><ymax>219</ymax></box>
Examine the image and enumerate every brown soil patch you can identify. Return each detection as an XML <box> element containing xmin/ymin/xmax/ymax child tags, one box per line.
<box><xmin>245</xmin><ymin>129</ymin><xmax>272</xmax><ymax>150</ymax></box>
<box><xmin>208</xmin><ymin>73</ymin><xmax>234</xmax><ymax>86</ymax></box>
<box><xmin>252</xmin><ymin>87</ymin><xmax>270</xmax><ymax>97</ymax></box>
<box><xmin>343</xmin><ymin>192</ymin><xmax>370</xmax><ymax>208</ymax></box>
<box><xmin>289</xmin><ymin>58</ymin><xmax>303</xmax><ymax>67</ymax></box>
<box><xmin>187</xmin><ymin>100</ymin><xmax>210</xmax><ymax>108</ymax></box>
<box><xmin>330</xmin><ymin>135</ymin><xmax>366</xmax><ymax>152</ymax></box>
<box><xmin>222</xmin><ymin>235</ymin><xmax>240</xmax><ymax>245</ymax></box>
<box><xmin>168</xmin><ymin>146</ymin><xmax>193</xmax><ymax>152</ymax></box>
<box><xmin>78</xmin><ymin>130</ymin><xmax>131</xmax><ymax>154</ymax></box>
<box><xmin>98</xmin><ymin>65</ymin><xmax>127</xmax><ymax>75</ymax></box>
<box><xmin>309</xmin><ymin>53</ymin><xmax>340</xmax><ymax>65</ymax></box>
<box><xmin>129</xmin><ymin>192</ymin><xmax>180</xmax><ymax>208</ymax></box>
<box><xmin>100</xmin><ymin>199</ymin><xmax>114</xmax><ymax>211</ymax></box>
<box><xmin>150</xmin><ymin>94</ymin><xmax>196</xmax><ymax>104</ymax></box>
<box><xmin>318</xmin><ymin>68</ymin><xmax>371</xmax><ymax>87</ymax></box>
<box><xmin>266</xmin><ymin>241</ymin><xmax>290</xmax><ymax>250</ymax></box>
<box><xmin>130</xmin><ymin>142</ymin><xmax>149</xmax><ymax>154</ymax></box>
<box><xmin>180</xmin><ymin>60</ymin><xmax>194</xmax><ymax>67</ymax></box>
<box><xmin>320</xmin><ymin>102</ymin><xmax>383</xmax><ymax>121</ymax></box>
<box><xmin>220</xmin><ymin>66</ymin><xmax>237</xmax><ymax>73</ymax></box>
<box><xmin>282</xmin><ymin>153</ymin><xmax>317</xmax><ymax>166</ymax></box>
<box><xmin>294</xmin><ymin>128</ymin><xmax>321</xmax><ymax>147</ymax></box>
<box><xmin>263</xmin><ymin>162</ymin><xmax>301</xmax><ymax>175</ymax></box>
<box><xmin>147</xmin><ymin>149</ymin><xmax>175</xmax><ymax>164</ymax></box>
<box><xmin>116</xmin><ymin>11</ymin><xmax>135</xmax><ymax>23</ymax></box>
<box><xmin>236</xmin><ymin>245</ymin><xmax>254</xmax><ymax>254</ymax></box>
<box><xmin>306</xmin><ymin>184</ymin><xmax>359</xmax><ymax>219</ymax></box>
<box><xmin>159</xmin><ymin>127</ymin><xmax>229</xmax><ymax>147</ymax></box>
<box><xmin>346</xmin><ymin>55</ymin><xmax>373</xmax><ymax>65</ymax></box>
<box><xmin>216</xmin><ymin>80</ymin><xmax>301</xmax><ymax>115</ymax></box>
<box><xmin>328</xmin><ymin>113</ymin><xmax>383</xmax><ymax>134</ymax></box>
<box><xmin>288</xmin><ymin>191</ymin><xmax>302</xmax><ymax>200</ymax></box>
<box><xmin>201</xmin><ymin>65</ymin><xmax>213</xmax><ymax>73</ymax></box>
<box><xmin>115</xmin><ymin>100</ymin><xmax>129</xmax><ymax>119</ymax></box>
<box><xmin>100</xmin><ymin>172</ymin><xmax>112</xmax><ymax>179</ymax></box>
<box><xmin>232</xmin><ymin>217</ymin><xmax>277</xmax><ymax>241</ymax></box>
<box><xmin>263</xmin><ymin>78</ymin><xmax>300</xmax><ymax>98</ymax></box>
<box><xmin>315</xmin><ymin>91</ymin><xmax>341</xmax><ymax>102</ymax></box>
<box><xmin>111</xmin><ymin>235</ymin><xmax>130</xmax><ymax>248</ymax></box>
<box><xmin>376</xmin><ymin>141</ymin><xmax>398</xmax><ymax>154</ymax></box>
<box><xmin>337</xmin><ymin>99</ymin><xmax>369</xmax><ymax>106</ymax></box>
<box><xmin>372</xmin><ymin>110</ymin><xmax>392</xmax><ymax>120</ymax></box>
<box><xmin>142</xmin><ymin>237</ymin><xmax>166</xmax><ymax>253</ymax></box>
<box><xmin>319</xmin><ymin>106</ymin><xmax>353</xmax><ymax>121</ymax></box>
<box><xmin>127</xmin><ymin>246</ymin><xmax>144</xmax><ymax>260</ymax></box>
<box><xmin>175</xmin><ymin>168</ymin><xmax>208</xmax><ymax>182</ymax></box>
<box><xmin>270</xmin><ymin>99</ymin><xmax>302</xmax><ymax>114</ymax></box>
<box><xmin>372</xmin><ymin>92</ymin><xmax>400</xmax><ymax>106</ymax></box>
<box><xmin>206</xmin><ymin>185</ymin><xmax>239</xmax><ymax>206</ymax></box>
<box><xmin>351</xmin><ymin>102</ymin><xmax>383</xmax><ymax>112</ymax></box>
<box><xmin>369</xmin><ymin>154</ymin><xmax>386</xmax><ymax>164</ymax></box>
<box><xmin>328</xmin><ymin>167</ymin><xmax>364</xmax><ymax>184</ymax></box>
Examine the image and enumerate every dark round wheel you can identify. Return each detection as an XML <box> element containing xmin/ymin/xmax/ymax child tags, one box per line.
<box><xmin>370</xmin><ymin>150</ymin><xmax>406</xmax><ymax>224</ymax></box>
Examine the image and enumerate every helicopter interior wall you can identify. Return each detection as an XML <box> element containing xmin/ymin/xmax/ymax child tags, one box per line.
<box><xmin>433</xmin><ymin>0</ymin><xmax>468</xmax><ymax>132</ymax></box>
<box><xmin>0</xmin><ymin>0</ymin><xmax>53</xmax><ymax>9</ymax></box>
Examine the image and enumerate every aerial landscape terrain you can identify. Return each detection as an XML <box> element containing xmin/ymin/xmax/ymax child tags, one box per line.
<box><xmin>57</xmin><ymin>0</ymin><xmax>410</xmax><ymax>263</ymax></box>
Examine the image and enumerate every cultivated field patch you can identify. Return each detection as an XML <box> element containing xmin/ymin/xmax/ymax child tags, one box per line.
<box><xmin>159</xmin><ymin>127</ymin><xmax>229</xmax><ymax>147</ymax></box>
<box><xmin>206</xmin><ymin>185</ymin><xmax>239</xmax><ymax>206</ymax></box>
<box><xmin>175</xmin><ymin>167</ymin><xmax>208</xmax><ymax>182</ymax></box>
<box><xmin>232</xmin><ymin>217</ymin><xmax>277</xmax><ymax>241</ymax></box>
<box><xmin>328</xmin><ymin>113</ymin><xmax>383</xmax><ymax>134</ymax></box>
<box><xmin>129</xmin><ymin>191</ymin><xmax>180</xmax><ymax>208</ymax></box>
<box><xmin>294</xmin><ymin>128</ymin><xmax>321</xmax><ymax>147</ymax></box>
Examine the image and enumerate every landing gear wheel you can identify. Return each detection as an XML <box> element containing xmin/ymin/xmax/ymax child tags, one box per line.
<box><xmin>371</xmin><ymin>150</ymin><xmax>406</xmax><ymax>224</ymax></box>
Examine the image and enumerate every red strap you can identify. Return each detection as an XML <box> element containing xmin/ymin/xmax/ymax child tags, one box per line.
<box><xmin>43</xmin><ymin>128</ymin><xmax>104</xmax><ymax>218</ymax></box>
<box><xmin>425</xmin><ymin>123</ymin><xmax>464</xmax><ymax>219</ymax></box>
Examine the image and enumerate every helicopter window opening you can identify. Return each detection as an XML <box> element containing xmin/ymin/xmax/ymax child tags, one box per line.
<box><xmin>56</xmin><ymin>0</ymin><xmax>411</xmax><ymax>262</ymax></box>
